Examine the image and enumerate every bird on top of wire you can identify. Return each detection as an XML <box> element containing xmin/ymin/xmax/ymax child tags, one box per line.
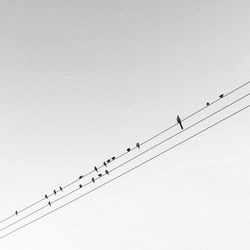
<box><xmin>176</xmin><ymin>115</ymin><xmax>184</xmax><ymax>130</ymax></box>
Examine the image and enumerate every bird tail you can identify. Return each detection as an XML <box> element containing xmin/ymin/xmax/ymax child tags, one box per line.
<box><xmin>180</xmin><ymin>122</ymin><xmax>184</xmax><ymax>130</ymax></box>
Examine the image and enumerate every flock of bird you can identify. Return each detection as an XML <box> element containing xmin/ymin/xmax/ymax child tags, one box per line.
<box><xmin>13</xmin><ymin>93</ymin><xmax>225</xmax><ymax>215</ymax></box>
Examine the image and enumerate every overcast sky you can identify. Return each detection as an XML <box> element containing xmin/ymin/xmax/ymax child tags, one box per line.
<box><xmin>0</xmin><ymin>0</ymin><xmax>249</xmax><ymax>249</ymax></box>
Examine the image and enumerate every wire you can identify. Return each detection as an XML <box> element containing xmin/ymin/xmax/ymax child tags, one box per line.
<box><xmin>0</xmin><ymin>93</ymin><xmax>248</xmax><ymax>233</ymax></box>
<box><xmin>1</xmin><ymin>105</ymin><xmax>249</xmax><ymax>240</ymax></box>
<box><xmin>0</xmin><ymin>105</ymin><xmax>248</xmax><ymax>240</ymax></box>
<box><xmin>0</xmin><ymin>81</ymin><xmax>249</xmax><ymax>224</ymax></box>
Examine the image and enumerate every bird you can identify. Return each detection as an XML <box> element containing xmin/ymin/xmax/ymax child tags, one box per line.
<box><xmin>79</xmin><ymin>175</ymin><xmax>84</xmax><ymax>180</ymax></box>
<box><xmin>45</xmin><ymin>194</ymin><xmax>48</xmax><ymax>199</ymax></box>
<box><xmin>53</xmin><ymin>189</ymin><xmax>57</xmax><ymax>195</ymax></box>
<box><xmin>105</xmin><ymin>170</ymin><xmax>109</xmax><ymax>175</ymax></box>
<box><xmin>79</xmin><ymin>184</ymin><xmax>83</xmax><ymax>188</ymax></box>
<box><xmin>94</xmin><ymin>166</ymin><xmax>98</xmax><ymax>172</ymax></box>
<box><xmin>103</xmin><ymin>162</ymin><xmax>107</xmax><ymax>167</ymax></box>
<box><xmin>15</xmin><ymin>211</ymin><xmax>18</xmax><ymax>216</ymax></box>
<box><xmin>136</xmin><ymin>142</ymin><xmax>140</xmax><ymax>149</ymax></box>
<box><xmin>206</xmin><ymin>102</ymin><xmax>210</xmax><ymax>106</ymax></box>
<box><xmin>48</xmin><ymin>201</ymin><xmax>51</xmax><ymax>207</ymax></box>
<box><xmin>59</xmin><ymin>186</ymin><xmax>63</xmax><ymax>192</ymax></box>
<box><xmin>98</xmin><ymin>173</ymin><xmax>103</xmax><ymax>177</ymax></box>
<box><xmin>127</xmin><ymin>148</ymin><xmax>131</xmax><ymax>152</ymax></box>
<box><xmin>219</xmin><ymin>94</ymin><xmax>224</xmax><ymax>98</ymax></box>
<box><xmin>176</xmin><ymin>115</ymin><xmax>184</xmax><ymax>130</ymax></box>
<box><xmin>107</xmin><ymin>159</ymin><xmax>111</xmax><ymax>163</ymax></box>
<box><xmin>91</xmin><ymin>177</ymin><xmax>95</xmax><ymax>183</ymax></box>
<box><xmin>111</xmin><ymin>156</ymin><xmax>116</xmax><ymax>161</ymax></box>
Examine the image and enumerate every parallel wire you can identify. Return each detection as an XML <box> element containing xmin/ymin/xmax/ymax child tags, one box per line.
<box><xmin>1</xmin><ymin>94</ymin><xmax>248</xmax><ymax>233</ymax></box>
<box><xmin>0</xmin><ymin>97</ymin><xmax>249</xmax><ymax>234</ymax></box>
<box><xmin>0</xmin><ymin>81</ymin><xmax>249</xmax><ymax>224</ymax></box>
<box><xmin>0</xmin><ymin>105</ymin><xmax>248</xmax><ymax>240</ymax></box>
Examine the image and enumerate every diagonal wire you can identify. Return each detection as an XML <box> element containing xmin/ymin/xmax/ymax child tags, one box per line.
<box><xmin>0</xmin><ymin>105</ymin><xmax>248</xmax><ymax>240</ymax></box>
<box><xmin>0</xmin><ymin>81</ymin><xmax>249</xmax><ymax>224</ymax></box>
<box><xmin>0</xmin><ymin>99</ymin><xmax>248</xmax><ymax>235</ymax></box>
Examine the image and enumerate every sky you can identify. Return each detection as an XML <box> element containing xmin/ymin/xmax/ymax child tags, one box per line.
<box><xmin>0</xmin><ymin>0</ymin><xmax>249</xmax><ymax>249</ymax></box>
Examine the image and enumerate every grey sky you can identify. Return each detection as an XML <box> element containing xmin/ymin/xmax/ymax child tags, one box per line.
<box><xmin>0</xmin><ymin>0</ymin><xmax>249</xmax><ymax>249</ymax></box>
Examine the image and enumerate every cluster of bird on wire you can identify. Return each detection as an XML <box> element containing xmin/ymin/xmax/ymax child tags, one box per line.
<box><xmin>12</xmin><ymin>93</ymin><xmax>227</xmax><ymax>215</ymax></box>
<box><xmin>0</xmin><ymin>82</ymin><xmax>247</xmax><ymax>240</ymax></box>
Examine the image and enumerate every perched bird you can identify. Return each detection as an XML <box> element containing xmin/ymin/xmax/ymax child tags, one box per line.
<box><xmin>136</xmin><ymin>142</ymin><xmax>140</xmax><ymax>149</ymax></box>
<box><xmin>15</xmin><ymin>211</ymin><xmax>18</xmax><ymax>216</ymax></box>
<box><xmin>176</xmin><ymin>115</ymin><xmax>184</xmax><ymax>130</ymax></box>
<box><xmin>45</xmin><ymin>194</ymin><xmax>48</xmax><ymax>199</ymax></box>
<box><xmin>111</xmin><ymin>156</ymin><xmax>116</xmax><ymax>161</ymax></box>
<box><xmin>94</xmin><ymin>166</ymin><xmax>98</xmax><ymax>172</ymax></box>
<box><xmin>48</xmin><ymin>201</ymin><xmax>51</xmax><ymax>207</ymax></box>
<box><xmin>79</xmin><ymin>175</ymin><xmax>84</xmax><ymax>180</ymax></box>
<box><xmin>91</xmin><ymin>177</ymin><xmax>95</xmax><ymax>183</ymax></box>
<box><xmin>98</xmin><ymin>173</ymin><xmax>103</xmax><ymax>177</ymax></box>
<box><xmin>206</xmin><ymin>102</ymin><xmax>210</xmax><ymax>106</ymax></box>
<box><xmin>53</xmin><ymin>189</ymin><xmax>57</xmax><ymax>195</ymax></box>
<box><xmin>103</xmin><ymin>162</ymin><xmax>107</xmax><ymax>167</ymax></box>
<box><xmin>107</xmin><ymin>159</ymin><xmax>111</xmax><ymax>163</ymax></box>
<box><xmin>219</xmin><ymin>94</ymin><xmax>224</xmax><ymax>98</ymax></box>
<box><xmin>127</xmin><ymin>148</ymin><xmax>131</xmax><ymax>152</ymax></box>
<box><xmin>59</xmin><ymin>186</ymin><xmax>63</xmax><ymax>192</ymax></box>
<box><xmin>79</xmin><ymin>184</ymin><xmax>83</xmax><ymax>188</ymax></box>
<box><xmin>105</xmin><ymin>170</ymin><xmax>109</xmax><ymax>175</ymax></box>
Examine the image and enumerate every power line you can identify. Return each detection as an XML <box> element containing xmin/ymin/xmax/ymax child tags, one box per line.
<box><xmin>0</xmin><ymin>81</ymin><xmax>248</xmax><ymax>224</ymax></box>
<box><xmin>1</xmin><ymin>93</ymin><xmax>248</xmax><ymax>233</ymax></box>
<box><xmin>142</xmin><ymin>80</ymin><xmax>249</xmax><ymax>145</ymax></box>
<box><xmin>0</xmin><ymin>105</ymin><xmax>248</xmax><ymax>240</ymax></box>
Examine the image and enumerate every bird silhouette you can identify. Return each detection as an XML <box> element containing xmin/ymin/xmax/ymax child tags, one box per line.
<box><xmin>98</xmin><ymin>173</ymin><xmax>102</xmax><ymax>177</ymax></box>
<box><xmin>79</xmin><ymin>184</ymin><xmax>83</xmax><ymax>188</ymax></box>
<box><xmin>79</xmin><ymin>175</ymin><xmax>84</xmax><ymax>180</ymax></box>
<box><xmin>206</xmin><ymin>102</ymin><xmax>210</xmax><ymax>106</ymax></box>
<box><xmin>103</xmin><ymin>162</ymin><xmax>107</xmax><ymax>167</ymax></box>
<box><xmin>15</xmin><ymin>211</ymin><xmax>18</xmax><ymax>216</ymax></box>
<box><xmin>105</xmin><ymin>170</ymin><xmax>109</xmax><ymax>175</ymax></box>
<box><xmin>45</xmin><ymin>194</ymin><xmax>48</xmax><ymax>199</ymax></box>
<box><xmin>136</xmin><ymin>142</ymin><xmax>140</xmax><ymax>149</ymax></box>
<box><xmin>91</xmin><ymin>177</ymin><xmax>95</xmax><ymax>183</ymax></box>
<box><xmin>176</xmin><ymin>115</ymin><xmax>184</xmax><ymax>130</ymax></box>
<box><xmin>107</xmin><ymin>159</ymin><xmax>111</xmax><ymax>163</ymax></box>
<box><xmin>127</xmin><ymin>148</ymin><xmax>131</xmax><ymax>152</ymax></box>
<box><xmin>59</xmin><ymin>186</ymin><xmax>63</xmax><ymax>192</ymax></box>
<box><xmin>48</xmin><ymin>201</ymin><xmax>51</xmax><ymax>207</ymax></box>
<box><xmin>111</xmin><ymin>156</ymin><xmax>116</xmax><ymax>161</ymax></box>
<box><xmin>94</xmin><ymin>166</ymin><xmax>98</xmax><ymax>172</ymax></box>
<box><xmin>219</xmin><ymin>94</ymin><xmax>224</xmax><ymax>98</ymax></box>
<box><xmin>53</xmin><ymin>190</ymin><xmax>57</xmax><ymax>195</ymax></box>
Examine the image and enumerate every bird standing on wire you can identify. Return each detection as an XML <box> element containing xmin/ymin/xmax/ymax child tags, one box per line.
<box><xmin>60</xmin><ymin>186</ymin><xmax>63</xmax><ymax>192</ymax></box>
<box><xmin>103</xmin><ymin>162</ymin><xmax>107</xmax><ymax>167</ymax></box>
<box><xmin>206</xmin><ymin>102</ymin><xmax>210</xmax><ymax>106</ymax></box>
<box><xmin>45</xmin><ymin>194</ymin><xmax>48</xmax><ymax>199</ymax></box>
<box><xmin>94</xmin><ymin>166</ymin><xmax>98</xmax><ymax>172</ymax></box>
<box><xmin>48</xmin><ymin>201</ymin><xmax>51</xmax><ymax>207</ymax></box>
<box><xmin>15</xmin><ymin>211</ymin><xmax>18</xmax><ymax>216</ymax></box>
<box><xmin>105</xmin><ymin>170</ymin><xmax>109</xmax><ymax>175</ymax></box>
<box><xmin>219</xmin><ymin>94</ymin><xmax>224</xmax><ymax>98</ymax></box>
<box><xmin>79</xmin><ymin>175</ymin><xmax>84</xmax><ymax>180</ymax></box>
<box><xmin>176</xmin><ymin>115</ymin><xmax>184</xmax><ymax>130</ymax></box>
<box><xmin>136</xmin><ymin>142</ymin><xmax>140</xmax><ymax>149</ymax></box>
<box><xmin>91</xmin><ymin>177</ymin><xmax>95</xmax><ymax>183</ymax></box>
<box><xmin>127</xmin><ymin>148</ymin><xmax>131</xmax><ymax>152</ymax></box>
<box><xmin>53</xmin><ymin>190</ymin><xmax>57</xmax><ymax>195</ymax></box>
<box><xmin>79</xmin><ymin>184</ymin><xmax>83</xmax><ymax>188</ymax></box>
